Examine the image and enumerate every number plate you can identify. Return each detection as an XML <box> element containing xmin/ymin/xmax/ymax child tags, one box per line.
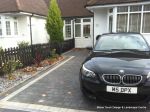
<box><xmin>106</xmin><ymin>86</ymin><xmax>137</xmax><ymax>94</ymax></box>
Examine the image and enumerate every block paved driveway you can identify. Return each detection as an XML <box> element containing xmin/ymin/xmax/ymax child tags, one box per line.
<box><xmin>0</xmin><ymin>49</ymin><xmax>149</xmax><ymax>112</ymax></box>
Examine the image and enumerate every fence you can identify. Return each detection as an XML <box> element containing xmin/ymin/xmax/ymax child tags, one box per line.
<box><xmin>0</xmin><ymin>39</ymin><xmax>74</xmax><ymax>67</ymax></box>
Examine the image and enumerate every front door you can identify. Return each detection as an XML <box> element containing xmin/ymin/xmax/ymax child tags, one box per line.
<box><xmin>74</xmin><ymin>18</ymin><xmax>93</xmax><ymax>48</ymax></box>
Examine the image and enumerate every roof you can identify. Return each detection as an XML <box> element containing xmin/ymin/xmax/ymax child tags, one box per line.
<box><xmin>44</xmin><ymin>0</ymin><xmax>93</xmax><ymax>18</ymax></box>
<box><xmin>0</xmin><ymin>0</ymin><xmax>48</xmax><ymax>16</ymax></box>
<box><xmin>87</xmin><ymin>0</ymin><xmax>148</xmax><ymax>7</ymax></box>
<box><xmin>0</xmin><ymin>0</ymin><xmax>93</xmax><ymax>17</ymax></box>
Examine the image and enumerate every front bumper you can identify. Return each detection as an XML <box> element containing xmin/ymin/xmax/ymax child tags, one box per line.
<box><xmin>81</xmin><ymin>76</ymin><xmax>150</xmax><ymax>102</ymax></box>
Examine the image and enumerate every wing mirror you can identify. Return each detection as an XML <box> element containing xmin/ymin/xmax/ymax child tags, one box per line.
<box><xmin>86</xmin><ymin>46</ymin><xmax>93</xmax><ymax>50</ymax></box>
<box><xmin>96</xmin><ymin>35</ymin><xmax>101</xmax><ymax>40</ymax></box>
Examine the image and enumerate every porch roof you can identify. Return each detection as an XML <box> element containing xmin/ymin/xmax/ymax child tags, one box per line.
<box><xmin>87</xmin><ymin>0</ymin><xmax>149</xmax><ymax>7</ymax></box>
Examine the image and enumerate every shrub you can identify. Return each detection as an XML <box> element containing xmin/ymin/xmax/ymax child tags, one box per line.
<box><xmin>46</xmin><ymin>0</ymin><xmax>64</xmax><ymax>43</ymax></box>
<box><xmin>0</xmin><ymin>46</ymin><xmax>3</xmax><ymax>54</ymax></box>
<box><xmin>2</xmin><ymin>60</ymin><xmax>23</xmax><ymax>75</ymax></box>
<box><xmin>51</xmin><ymin>49</ymin><xmax>59</xmax><ymax>58</ymax></box>
<box><xmin>18</xmin><ymin>41</ymin><xmax>29</xmax><ymax>48</ymax></box>
<box><xmin>34</xmin><ymin>52</ymin><xmax>42</xmax><ymax>67</ymax></box>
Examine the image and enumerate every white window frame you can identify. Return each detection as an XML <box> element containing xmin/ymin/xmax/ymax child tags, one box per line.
<box><xmin>0</xmin><ymin>15</ymin><xmax>19</xmax><ymax>37</ymax></box>
<box><xmin>64</xmin><ymin>19</ymin><xmax>73</xmax><ymax>39</ymax></box>
<box><xmin>74</xmin><ymin>18</ymin><xmax>92</xmax><ymax>38</ymax></box>
<box><xmin>74</xmin><ymin>18</ymin><xmax>82</xmax><ymax>38</ymax></box>
<box><xmin>114</xmin><ymin>4</ymin><xmax>150</xmax><ymax>34</ymax></box>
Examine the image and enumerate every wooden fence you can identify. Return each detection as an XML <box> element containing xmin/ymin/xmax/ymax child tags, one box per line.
<box><xmin>0</xmin><ymin>39</ymin><xmax>74</xmax><ymax>67</ymax></box>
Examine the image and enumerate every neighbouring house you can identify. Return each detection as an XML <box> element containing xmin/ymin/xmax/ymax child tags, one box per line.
<box><xmin>0</xmin><ymin>0</ymin><xmax>93</xmax><ymax>49</ymax></box>
<box><xmin>0</xmin><ymin>0</ymin><xmax>49</xmax><ymax>48</ymax></box>
<box><xmin>86</xmin><ymin>0</ymin><xmax>150</xmax><ymax>45</ymax></box>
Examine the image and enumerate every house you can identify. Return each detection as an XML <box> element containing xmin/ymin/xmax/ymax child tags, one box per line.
<box><xmin>0</xmin><ymin>0</ymin><xmax>49</xmax><ymax>48</ymax></box>
<box><xmin>44</xmin><ymin>0</ymin><xmax>93</xmax><ymax>48</ymax></box>
<box><xmin>0</xmin><ymin>0</ymin><xmax>93</xmax><ymax>48</ymax></box>
<box><xmin>1</xmin><ymin>0</ymin><xmax>150</xmax><ymax>49</ymax></box>
<box><xmin>86</xmin><ymin>0</ymin><xmax>150</xmax><ymax>45</ymax></box>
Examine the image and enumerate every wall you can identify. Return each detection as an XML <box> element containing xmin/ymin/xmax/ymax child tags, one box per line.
<box><xmin>94</xmin><ymin>8</ymin><xmax>108</xmax><ymax>44</ymax></box>
<box><xmin>28</xmin><ymin>16</ymin><xmax>49</xmax><ymax>45</ymax></box>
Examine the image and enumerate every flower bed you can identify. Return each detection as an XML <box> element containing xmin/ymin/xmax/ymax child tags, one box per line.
<box><xmin>0</xmin><ymin>55</ymin><xmax>64</xmax><ymax>94</ymax></box>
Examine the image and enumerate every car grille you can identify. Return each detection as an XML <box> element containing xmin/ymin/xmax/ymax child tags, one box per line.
<box><xmin>102</xmin><ymin>74</ymin><xmax>121</xmax><ymax>84</ymax></box>
<box><xmin>122</xmin><ymin>75</ymin><xmax>142</xmax><ymax>85</ymax></box>
<box><xmin>102</xmin><ymin>74</ymin><xmax>142</xmax><ymax>85</ymax></box>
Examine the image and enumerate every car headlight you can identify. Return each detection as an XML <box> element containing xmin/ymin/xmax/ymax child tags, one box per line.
<box><xmin>81</xmin><ymin>65</ymin><xmax>96</xmax><ymax>78</ymax></box>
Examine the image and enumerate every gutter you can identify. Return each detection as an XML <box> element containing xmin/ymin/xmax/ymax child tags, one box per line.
<box><xmin>29</xmin><ymin>14</ymin><xmax>34</xmax><ymax>46</ymax></box>
<box><xmin>29</xmin><ymin>14</ymin><xmax>34</xmax><ymax>58</ymax></box>
<box><xmin>86</xmin><ymin>1</ymin><xmax>150</xmax><ymax>10</ymax></box>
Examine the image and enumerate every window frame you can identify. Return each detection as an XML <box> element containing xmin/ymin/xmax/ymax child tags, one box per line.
<box><xmin>116</xmin><ymin>4</ymin><xmax>150</xmax><ymax>34</ymax></box>
<box><xmin>64</xmin><ymin>19</ymin><xmax>72</xmax><ymax>39</ymax></box>
<box><xmin>6</xmin><ymin>21</ymin><xmax>11</xmax><ymax>36</ymax></box>
<box><xmin>74</xmin><ymin>18</ymin><xmax>82</xmax><ymax>38</ymax></box>
<box><xmin>74</xmin><ymin>18</ymin><xmax>92</xmax><ymax>38</ymax></box>
<box><xmin>0</xmin><ymin>15</ymin><xmax>19</xmax><ymax>37</ymax></box>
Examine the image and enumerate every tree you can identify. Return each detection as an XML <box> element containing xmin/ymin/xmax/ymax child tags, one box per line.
<box><xmin>46</xmin><ymin>0</ymin><xmax>64</xmax><ymax>43</ymax></box>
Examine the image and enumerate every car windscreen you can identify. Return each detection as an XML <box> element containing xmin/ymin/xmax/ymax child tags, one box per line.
<box><xmin>94</xmin><ymin>34</ymin><xmax>149</xmax><ymax>51</ymax></box>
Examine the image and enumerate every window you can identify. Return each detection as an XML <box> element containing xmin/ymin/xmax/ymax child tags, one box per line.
<box><xmin>75</xmin><ymin>19</ymin><xmax>81</xmax><ymax>37</ymax></box>
<box><xmin>83</xmin><ymin>25</ymin><xmax>90</xmax><ymax>37</ymax></box>
<box><xmin>109</xmin><ymin>16</ymin><xmax>113</xmax><ymax>33</ymax></box>
<box><xmin>75</xmin><ymin>24</ymin><xmax>81</xmax><ymax>37</ymax></box>
<box><xmin>144</xmin><ymin>4</ymin><xmax>150</xmax><ymax>11</ymax></box>
<box><xmin>75</xmin><ymin>19</ymin><xmax>81</xmax><ymax>23</ymax></box>
<box><xmin>14</xmin><ymin>21</ymin><xmax>18</xmax><ymax>35</ymax></box>
<box><xmin>129</xmin><ymin>13</ymin><xmax>141</xmax><ymax>32</ymax></box>
<box><xmin>143</xmin><ymin>13</ymin><xmax>150</xmax><ymax>33</ymax></box>
<box><xmin>65</xmin><ymin>20</ymin><xmax>72</xmax><ymax>38</ymax></box>
<box><xmin>130</xmin><ymin>5</ymin><xmax>142</xmax><ymax>12</ymax></box>
<box><xmin>116</xmin><ymin>5</ymin><xmax>150</xmax><ymax>33</ymax></box>
<box><xmin>117</xmin><ymin>6</ymin><xmax>128</xmax><ymax>12</ymax></box>
<box><xmin>0</xmin><ymin>16</ymin><xmax>19</xmax><ymax>36</ymax></box>
<box><xmin>6</xmin><ymin>21</ymin><xmax>11</xmax><ymax>35</ymax></box>
<box><xmin>83</xmin><ymin>19</ymin><xmax>91</xmax><ymax>22</ymax></box>
<box><xmin>117</xmin><ymin>14</ymin><xmax>128</xmax><ymax>32</ymax></box>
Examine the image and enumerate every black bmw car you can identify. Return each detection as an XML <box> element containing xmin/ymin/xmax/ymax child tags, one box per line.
<box><xmin>80</xmin><ymin>33</ymin><xmax>150</xmax><ymax>102</ymax></box>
